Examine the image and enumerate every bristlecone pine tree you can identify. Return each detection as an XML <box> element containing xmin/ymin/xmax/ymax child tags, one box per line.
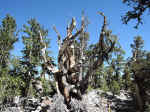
<box><xmin>38</xmin><ymin>12</ymin><xmax>117</xmax><ymax>109</ymax></box>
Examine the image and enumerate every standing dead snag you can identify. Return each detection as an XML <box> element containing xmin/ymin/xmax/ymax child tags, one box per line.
<box><xmin>53</xmin><ymin>17</ymin><xmax>84</xmax><ymax>108</ymax></box>
<box><xmin>42</xmin><ymin>12</ymin><xmax>116</xmax><ymax>109</ymax></box>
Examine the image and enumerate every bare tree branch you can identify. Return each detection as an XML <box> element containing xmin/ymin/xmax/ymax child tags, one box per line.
<box><xmin>39</xmin><ymin>31</ymin><xmax>47</xmax><ymax>63</ymax></box>
<box><xmin>53</xmin><ymin>26</ymin><xmax>62</xmax><ymax>50</ymax></box>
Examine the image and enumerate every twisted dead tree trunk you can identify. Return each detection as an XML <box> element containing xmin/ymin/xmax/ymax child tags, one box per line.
<box><xmin>40</xmin><ymin>12</ymin><xmax>116</xmax><ymax>109</ymax></box>
<box><xmin>53</xmin><ymin>17</ymin><xmax>84</xmax><ymax>108</ymax></box>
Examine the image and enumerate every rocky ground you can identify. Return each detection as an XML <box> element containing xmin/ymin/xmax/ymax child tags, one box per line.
<box><xmin>0</xmin><ymin>90</ymin><xmax>136</xmax><ymax>112</ymax></box>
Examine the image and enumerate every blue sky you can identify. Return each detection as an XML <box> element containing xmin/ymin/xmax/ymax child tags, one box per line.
<box><xmin>1</xmin><ymin>0</ymin><xmax>150</xmax><ymax>59</ymax></box>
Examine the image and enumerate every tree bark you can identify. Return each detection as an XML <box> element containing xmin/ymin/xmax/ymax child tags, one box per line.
<box><xmin>52</xmin><ymin>12</ymin><xmax>116</xmax><ymax>109</ymax></box>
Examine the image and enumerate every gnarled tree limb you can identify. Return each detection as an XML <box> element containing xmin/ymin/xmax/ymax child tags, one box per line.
<box><xmin>52</xmin><ymin>12</ymin><xmax>116</xmax><ymax>109</ymax></box>
<box><xmin>80</xmin><ymin>12</ymin><xmax>116</xmax><ymax>94</ymax></box>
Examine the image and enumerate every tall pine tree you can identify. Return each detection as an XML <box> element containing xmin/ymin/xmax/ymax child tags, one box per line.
<box><xmin>21</xmin><ymin>18</ymin><xmax>51</xmax><ymax>96</ymax></box>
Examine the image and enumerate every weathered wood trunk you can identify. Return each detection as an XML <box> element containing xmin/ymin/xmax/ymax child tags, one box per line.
<box><xmin>40</xmin><ymin>12</ymin><xmax>116</xmax><ymax>109</ymax></box>
<box><xmin>54</xmin><ymin>13</ymin><xmax>115</xmax><ymax>108</ymax></box>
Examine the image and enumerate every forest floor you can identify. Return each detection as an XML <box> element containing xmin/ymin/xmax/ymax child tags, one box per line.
<box><xmin>1</xmin><ymin>89</ymin><xmax>136</xmax><ymax>112</ymax></box>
